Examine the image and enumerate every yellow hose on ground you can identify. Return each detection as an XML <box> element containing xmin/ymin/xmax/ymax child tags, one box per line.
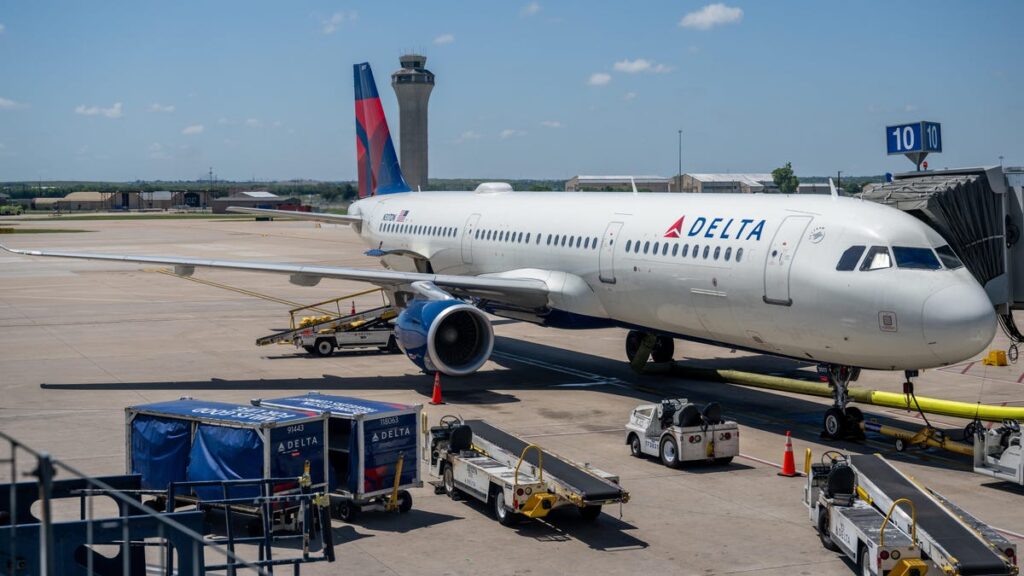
<box><xmin>670</xmin><ymin>366</ymin><xmax>1024</xmax><ymax>423</ymax></box>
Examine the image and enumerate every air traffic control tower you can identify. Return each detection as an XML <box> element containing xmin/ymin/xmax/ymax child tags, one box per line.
<box><xmin>391</xmin><ymin>54</ymin><xmax>434</xmax><ymax>191</ymax></box>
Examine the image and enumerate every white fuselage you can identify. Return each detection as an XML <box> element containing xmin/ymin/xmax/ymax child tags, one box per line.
<box><xmin>348</xmin><ymin>190</ymin><xmax>995</xmax><ymax>371</ymax></box>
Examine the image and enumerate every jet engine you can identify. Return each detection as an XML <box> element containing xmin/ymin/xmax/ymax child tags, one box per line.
<box><xmin>394</xmin><ymin>299</ymin><xmax>494</xmax><ymax>376</ymax></box>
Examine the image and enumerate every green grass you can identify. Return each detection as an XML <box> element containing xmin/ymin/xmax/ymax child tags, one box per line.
<box><xmin>9</xmin><ymin>213</ymin><xmax>254</xmax><ymax>222</ymax></box>
<box><xmin>0</xmin><ymin>227</ymin><xmax>93</xmax><ymax>234</ymax></box>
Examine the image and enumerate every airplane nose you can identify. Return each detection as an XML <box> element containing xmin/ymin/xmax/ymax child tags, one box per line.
<box><xmin>922</xmin><ymin>283</ymin><xmax>996</xmax><ymax>363</ymax></box>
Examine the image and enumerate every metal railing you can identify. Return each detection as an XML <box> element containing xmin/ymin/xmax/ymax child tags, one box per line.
<box><xmin>0</xmin><ymin>431</ymin><xmax>334</xmax><ymax>576</ymax></box>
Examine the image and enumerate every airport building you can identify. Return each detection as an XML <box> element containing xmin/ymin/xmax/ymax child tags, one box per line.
<box><xmin>31</xmin><ymin>190</ymin><xmax>212</xmax><ymax>211</ymax></box>
<box><xmin>565</xmin><ymin>175</ymin><xmax>671</xmax><ymax>192</ymax></box>
<box><xmin>210</xmin><ymin>191</ymin><xmax>299</xmax><ymax>214</ymax></box>
<box><xmin>392</xmin><ymin>54</ymin><xmax>434</xmax><ymax>192</ymax></box>
<box><xmin>677</xmin><ymin>173</ymin><xmax>778</xmax><ymax>194</ymax></box>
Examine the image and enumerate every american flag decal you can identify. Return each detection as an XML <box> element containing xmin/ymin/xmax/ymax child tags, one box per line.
<box><xmin>396</xmin><ymin>210</ymin><xmax>408</xmax><ymax>222</ymax></box>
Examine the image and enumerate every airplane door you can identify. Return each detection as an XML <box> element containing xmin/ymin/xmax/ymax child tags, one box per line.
<box><xmin>763</xmin><ymin>215</ymin><xmax>812</xmax><ymax>306</ymax></box>
<box><xmin>599</xmin><ymin>222</ymin><xmax>624</xmax><ymax>284</ymax></box>
<box><xmin>461</xmin><ymin>213</ymin><xmax>481</xmax><ymax>265</ymax></box>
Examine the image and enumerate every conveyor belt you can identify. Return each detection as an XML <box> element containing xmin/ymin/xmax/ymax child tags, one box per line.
<box><xmin>850</xmin><ymin>455</ymin><xmax>1009</xmax><ymax>576</ymax></box>
<box><xmin>464</xmin><ymin>420</ymin><xmax>625</xmax><ymax>502</ymax></box>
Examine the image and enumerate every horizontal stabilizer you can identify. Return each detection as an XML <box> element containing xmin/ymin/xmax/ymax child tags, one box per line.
<box><xmin>226</xmin><ymin>206</ymin><xmax>361</xmax><ymax>225</ymax></box>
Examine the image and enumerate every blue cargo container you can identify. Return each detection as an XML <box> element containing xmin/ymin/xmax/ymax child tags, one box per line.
<box><xmin>252</xmin><ymin>393</ymin><xmax>422</xmax><ymax>520</ymax></box>
<box><xmin>124</xmin><ymin>399</ymin><xmax>329</xmax><ymax>502</ymax></box>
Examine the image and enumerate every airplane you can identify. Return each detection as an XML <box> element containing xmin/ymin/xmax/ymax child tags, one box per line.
<box><xmin>0</xmin><ymin>62</ymin><xmax>996</xmax><ymax>440</ymax></box>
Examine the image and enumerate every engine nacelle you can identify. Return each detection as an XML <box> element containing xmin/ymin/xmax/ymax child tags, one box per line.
<box><xmin>394</xmin><ymin>299</ymin><xmax>494</xmax><ymax>376</ymax></box>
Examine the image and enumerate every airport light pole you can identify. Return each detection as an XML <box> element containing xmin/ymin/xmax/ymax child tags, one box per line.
<box><xmin>837</xmin><ymin>170</ymin><xmax>842</xmax><ymax>192</ymax></box>
<box><xmin>677</xmin><ymin>129</ymin><xmax>682</xmax><ymax>192</ymax></box>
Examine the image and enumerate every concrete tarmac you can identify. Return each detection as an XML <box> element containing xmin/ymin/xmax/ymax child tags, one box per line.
<box><xmin>2</xmin><ymin>217</ymin><xmax>1022</xmax><ymax>575</ymax></box>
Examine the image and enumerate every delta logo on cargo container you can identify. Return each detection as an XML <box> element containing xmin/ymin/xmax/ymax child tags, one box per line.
<box><xmin>663</xmin><ymin>215</ymin><xmax>766</xmax><ymax>241</ymax></box>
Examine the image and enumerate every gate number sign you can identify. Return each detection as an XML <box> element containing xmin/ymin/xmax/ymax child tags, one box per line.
<box><xmin>886</xmin><ymin>121</ymin><xmax>942</xmax><ymax>155</ymax></box>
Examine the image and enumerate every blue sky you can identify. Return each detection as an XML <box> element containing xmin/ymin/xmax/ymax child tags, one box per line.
<box><xmin>0</xmin><ymin>1</ymin><xmax>1021</xmax><ymax>182</ymax></box>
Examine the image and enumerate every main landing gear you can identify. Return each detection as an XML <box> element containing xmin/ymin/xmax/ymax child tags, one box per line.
<box><xmin>625</xmin><ymin>330</ymin><xmax>675</xmax><ymax>372</ymax></box>
<box><xmin>820</xmin><ymin>364</ymin><xmax>865</xmax><ymax>440</ymax></box>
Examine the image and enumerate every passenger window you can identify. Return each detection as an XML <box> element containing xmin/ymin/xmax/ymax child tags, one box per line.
<box><xmin>584</xmin><ymin>238</ymin><xmax>590</xmax><ymax>249</ymax></box>
<box><xmin>653</xmin><ymin>242</ymin><xmax>660</xmax><ymax>255</ymax></box>
<box><xmin>860</xmin><ymin>246</ymin><xmax>892</xmax><ymax>271</ymax></box>
<box><xmin>893</xmin><ymin>246</ymin><xmax>942</xmax><ymax>270</ymax></box>
<box><xmin>576</xmin><ymin>237</ymin><xmax>582</xmax><ymax>248</ymax></box>
<box><xmin>569</xmin><ymin>236</ymin><xmax>575</xmax><ymax>247</ymax></box>
<box><xmin>703</xmin><ymin>246</ymin><xmax>710</xmax><ymax>259</ymax></box>
<box><xmin>546</xmin><ymin>234</ymin><xmax>552</xmax><ymax>245</ymax></box>
<box><xmin>662</xmin><ymin>243</ymin><xmax>668</xmax><ymax>256</ymax></box>
<box><xmin>634</xmin><ymin>241</ymin><xmax>640</xmax><ymax>253</ymax></box>
<box><xmin>713</xmin><ymin>246</ymin><xmax>720</xmax><ymax>260</ymax></box>
<box><xmin>736</xmin><ymin>247</ymin><xmax>743</xmax><ymax>262</ymax></box>
<box><xmin>725</xmin><ymin>247</ymin><xmax>732</xmax><ymax>261</ymax></box>
<box><xmin>836</xmin><ymin>245</ymin><xmax>866</xmax><ymax>271</ymax></box>
<box><xmin>935</xmin><ymin>245</ymin><xmax>963</xmax><ymax>269</ymax></box>
<box><xmin>593</xmin><ymin>237</ymin><xmax>599</xmax><ymax>249</ymax></box>
<box><xmin>682</xmin><ymin>244</ymin><xmax>689</xmax><ymax>257</ymax></box>
<box><xmin>518</xmin><ymin>232</ymin><xmax>524</xmax><ymax>243</ymax></box>
<box><xmin>525</xmin><ymin>233</ymin><xmax>531</xmax><ymax>244</ymax></box>
<box><xmin>693</xmin><ymin>244</ymin><xmax>700</xmax><ymax>258</ymax></box>
<box><xmin>625</xmin><ymin>240</ymin><xmax>632</xmax><ymax>252</ymax></box>
<box><xmin>642</xmin><ymin>241</ymin><xmax>649</xmax><ymax>254</ymax></box>
<box><xmin>561</xmin><ymin>236</ymin><xmax>567</xmax><ymax>247</ymax></box>
<box><xmin>671</xmin><ymin>244</ymin><xmax>678</xmax><ymax>257</ymax></box>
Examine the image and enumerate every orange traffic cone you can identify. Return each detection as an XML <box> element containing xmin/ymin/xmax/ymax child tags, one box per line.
<box><xmin>778</xmin><ymin>431</ymin><xmax>799</xmax><ymax>477</ymax></box>
<box><xmin>429</xmin><ymin>372</ymin><xmax>444</xmax><ymax>405</ymax></box>
<box><xmin>350</xmin><ymin>301</ymin><xmax>356</xmax><ymax>315</ymax></box>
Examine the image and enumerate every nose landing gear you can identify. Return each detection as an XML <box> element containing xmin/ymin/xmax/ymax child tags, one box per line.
<box><xmin>820</xmin><ymin>364</ymin><xmax>865</xmax><ymax>440</ymax></box>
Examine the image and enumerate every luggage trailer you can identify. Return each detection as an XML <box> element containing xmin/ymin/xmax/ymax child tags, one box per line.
<box><xmin>252</xmin><ymin>393</ymin><xmax>423</xmax><ymax>521</ymax></box>
<box><xmin>806</xmin><ymin>452</ymin><xmax>1017</xmax><ymax>576</ymax></box>
<box><xmin>426</xmin><ymin>417</ymin><xmax>629</xmax><ymax>526</ymax></box>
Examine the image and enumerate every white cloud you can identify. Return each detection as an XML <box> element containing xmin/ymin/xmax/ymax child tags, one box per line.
<box><xmin>217</xmin><ymin>117</ymin><xmax>231</xmax><ymax>125</ymax></box>
<box><xmin>0</xmin><ymin>97</ymin><xmax>25</xmax><ymax>109</ymax></box>
<box><xmin>272</xmin><ymin>120</ymin><xmax>282</xmax><ymax>128</ymax></box>
<box><xmin>148</xmin><ymin>142</ymin><xmax>171</xmax><ymax>160</ymax></box>
<box><xmin>149</xmin><ymin>103</ymin><xmax>175</xmax><ymax>113</ymax></box>
<box><xmin>499</xmin><ymin>129</ymin><xmax>526</xmax><ymax>139</ymax></box>
<box><xmin>181</xmin><ymin>124</ymin><xmax>204</xmax><ymax>135</ymax></box>
<box><xmin>454</xmin><ymin>130</ymin><xmax>481</xmax><ymax>144</ymax></box>
<box><xmin>679</xmin><ymin>3</ymin><xmax>743</xmax><ymax>30</ymax></box>
<box><xmin>623</xmin><ymin>92</ymin><xmax>638</xmax><ymax>101</ymax></box>
<box><xmin>74</xmin><ymin>102</ymin><xmax>123</xmax><ymax>118</ymax></box>
<box><xmin>245</xmin><ymin>118</ymin><xmax>263</xmax><ymax>128</ymax></box>
<box><xmin>540</xmin><ymin>120</ymin><xmax>562</xmax><ymax>128</ymax></box>
<box><xmin>521</xmin><ymin>2</ymin><xmax>540</xmax><ymax>16</ymax></box>
<box><xmin>321</xmin><ymin>11</ymin><xmax>356</xmax><ymax>35</ymax></box>
<box><xmin>612</xmin><ymin>58</ymin><xmax>672</xmax><ymax>74</ymax></box>
<box><xmin>588</xmin><ymin>72</ymin><xmax>611</xmax><ymax>86</ymax></box>
<box><xmin>904</xmin><ymin>104</ymin><xmax>918</xmax><ymax>112</ymax></box>
<box><xmin>434</xmin><ymin>33</ymin><xmax>455</xmax><ymax>45</ymax></box>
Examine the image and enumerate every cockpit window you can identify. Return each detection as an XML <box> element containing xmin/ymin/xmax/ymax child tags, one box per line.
<box><xmin>860</xmin><ymin>246</ymin><xmax>892</xmax><ymax>271</ymax></box>
<box><xmin>893</xmin><ymin>246</ymin><xmax>942</xmax><ymax>270</ymax></box>
<box><xmin>935</xmin><ymin>245</ymin><xmax>964</xmax><ymax>270</ymax></box>
<box><xmin>836</xmin><ymin>245</ymin><xmax>866</xmax><ymax>271</ymax></box>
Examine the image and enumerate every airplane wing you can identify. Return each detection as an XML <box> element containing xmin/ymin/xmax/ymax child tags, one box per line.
<box><xmin>0</xmin><ymin>244</ymin><xmax>549</xmax><ymax>308</ymax></box>
<box><xmin>227</xmin><ymin>206</ymin><xmax>361</xmax><ymax>225</ymax></box>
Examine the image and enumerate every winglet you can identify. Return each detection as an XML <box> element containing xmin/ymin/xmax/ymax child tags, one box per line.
<box><xmin>630</xmin><ymin>177</ymin><xmax>638</xmax><ymax>196</ymax></box>
<box><xmin>829</xmin><ymin>178</ymin><xmax>839</xmax><ymax>199</ymax></box>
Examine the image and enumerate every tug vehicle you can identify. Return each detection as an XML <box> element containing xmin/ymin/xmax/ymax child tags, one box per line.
<box><xmin>974</xmin><ymin>419</ymin><xmax>1024</xmax><ymax>486</ymax></box>
<box><xmin>624</xmin><ymin>399</ymin><xmax>739</xmax><ymax>467</ymax></box>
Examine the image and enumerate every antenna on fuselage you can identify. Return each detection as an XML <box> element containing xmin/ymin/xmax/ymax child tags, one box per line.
<box><xmin>630</xmin><ymin>177</ymin><xmax>638</xmax><ymax>196</ymax></box>
<box><xmin>828</xmin><ymin>178</ymin><xmax>839</xmax><ymax>199</ymax></box>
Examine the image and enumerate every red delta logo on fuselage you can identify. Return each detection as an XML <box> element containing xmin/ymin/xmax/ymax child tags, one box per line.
<box><xmin>664</xmin><ymin>215</ymin><xmax>766</xmax><ymax>241</ymax></box>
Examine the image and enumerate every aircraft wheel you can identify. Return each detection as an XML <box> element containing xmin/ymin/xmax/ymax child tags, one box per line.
<box><xmin>625</xmin><ymin>330</ymin><xmax>644</xmax><ymax>362</ymax></box>
<box><xmin>823</xmin><ymin>408</ymin><xmax>846</xmax><ymax>439</ymax></box>
<box><xmin>651</xmin><ymin>336</ymin><xmax>675</xmax><ymax>363</ymax></box>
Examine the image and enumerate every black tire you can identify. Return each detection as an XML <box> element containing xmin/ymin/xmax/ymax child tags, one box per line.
<box><xmin>963</xmin><ymin>421</ymin><xmax>978</xmax><ymax>445</ymax></box>
<box><xmin>397</xmin><ymin>490</ymin><xmax>412</xmax><ymax>513</ymax></box>
<box><xmin>713</xmin><ymin>456</ymin><xmax>733</xmax><ymax>466</ymax></box>
<box><xmin>660</xmin><ymin>436</ymin><xmax>681</xmax><ymax>469</ymax></box>
<box><xmin>313</xmin><ymin>338</ymin><xmax>335</xmax><ymax>357</ymax></box>
<box><xmin>491</xmin><ymin>487</ymin><xmax>517</xmax><ymax>527</ymax></box>
<box><xmin>303</xmin><ymin>345</ymin><xmax>315</xmax><ymax>355</ymax></box>
<box><xmin>894</xmin><ymin>437</ymin><xmax>907</xmax><ymax>452</ymax></box>
<box><xmin>858</xmin><ymin>543</ymin><xmax>871</xmax><ymax>576</ymax></box>
<box><xmin>651</xmin><ymin>336</ymin><xmax>675</xmax><ymax>363</ymax></box>
<box><xmin>823</xmin><ymin>408</ymin><xmax>846</xmax><ymax>439</ymax></box>
<box><xmin>845</xmin><ymin>407</ymin><xmax>864</xmax><ymax>423</ymax></box>
<box><xmin>625</xmin><ymin>330</ymin><xmax>644</xmax><ymax>362</ymax></box>
<box><xmin>334</xmin><ymin>499</ymin><xmax>359</xmax><ymax>522</ymax></box>
<box><xmin>628</xmin><ymin>433</ymin><xmax>643</xmax><ymax>458</ymax></box>
<box><xmin>579</xmin><ymin>505</ymin><xmax>602</xmax><ymax>522</ymax></box>
<box><xmin>817</xmin><ymin>507</ymin><xmax>841</xmax><ymax>552</ymax></box>
<box><xmin>442</xmin><ymin>464</ymin><xmax>460</xmax><ymax>499</ymax></box>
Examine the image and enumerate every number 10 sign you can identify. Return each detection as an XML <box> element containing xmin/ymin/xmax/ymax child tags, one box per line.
<box><xmin>886</xmin><ymin>121</ymin><xmax>941</xmax><ymax>169</ymax></box>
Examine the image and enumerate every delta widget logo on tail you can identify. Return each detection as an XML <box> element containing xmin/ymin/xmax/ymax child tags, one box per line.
<box><xmin>664</xmin><ymin>215</ymin><xmax>767</xmax><ymax>241</ymax></box>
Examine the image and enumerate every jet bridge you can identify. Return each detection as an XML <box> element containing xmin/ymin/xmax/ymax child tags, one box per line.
<box><xmin>861</xmin><ymin>167</ymin><xmax>1024</xmax><ymax>345</ymax></box>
